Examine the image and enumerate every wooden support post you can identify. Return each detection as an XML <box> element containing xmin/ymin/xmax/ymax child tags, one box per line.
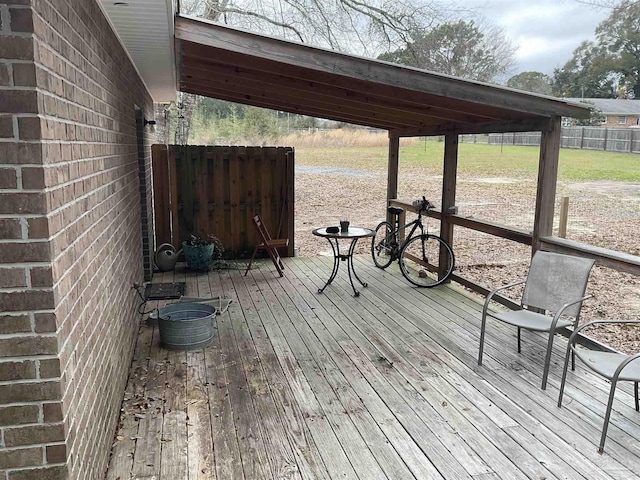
<box><xmin>386</xmin><ymin>134</ymin><xmax>400</xmax><ymax>225</ymax></box>
<box><xmin>533</xmin><ymin>117</ymin><xmax>562</xmax><ymax>253</ymax></box>
<box><xmin>558</xmin><ymin>196</ymin><xmax>569</xmax><ymax>238</ymax></box>
<box><xmin>440</xmin><ymin>132</ymin><xmax>458</xmax><ymax>279</ymax></box>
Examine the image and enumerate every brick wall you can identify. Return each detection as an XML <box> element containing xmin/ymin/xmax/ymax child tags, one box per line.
<box><xmin>603</xmin><ymin>114</ymin><xmax>640</xmax><ymax>128</ymax></box>
<box><xmin>0</xmin><ymin>0</ymin><xmax>154</xmax><ymax>478</ymax></box>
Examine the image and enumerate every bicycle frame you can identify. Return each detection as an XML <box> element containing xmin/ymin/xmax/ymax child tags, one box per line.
<box><xmin>388</xmin><ymin>211</ymin><xmax>427</xmax><ymax>260</ymax></box>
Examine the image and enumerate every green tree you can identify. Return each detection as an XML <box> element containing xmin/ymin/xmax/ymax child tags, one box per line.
<box><xmin>552</xmin><ymin>1</ymin><xmax>640</xmax><ymax>99</ymax></box>
<box><xmin>378</xmin><ymin>20</ymin><xmax>516</xmax><ymax>82</ymax></box>
<box><xmin>595</xmin><ymin>0</ymin><xmax>640</xmax><ymax>97</ymax></box>
<box><xmin>506</xmin><ymin>71</ymin><xmax>553</xmax><ymax>95</ymax></box>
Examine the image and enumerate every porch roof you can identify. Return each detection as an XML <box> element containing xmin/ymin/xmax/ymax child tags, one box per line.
<box><xmin>175</xmin><ymin>14</ymin><xmax>590</xmax><ymax>136</ymax></box>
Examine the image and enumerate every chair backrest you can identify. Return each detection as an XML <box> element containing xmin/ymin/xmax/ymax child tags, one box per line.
<box><xmin>522</xmin><ymin>251</ymin><xmax>595</xmax><ymax>316</ymax></box>
<box><xmin>253</xmin><ymin>214</ymin><xmax>272</xmax><ymax>243</ymax></box>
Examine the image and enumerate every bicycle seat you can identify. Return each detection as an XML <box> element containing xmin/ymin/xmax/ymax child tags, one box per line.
<box><xmin>387</xmin><ymin>206</ymin><xmax>404</xmax><ymax>216</ymax></box>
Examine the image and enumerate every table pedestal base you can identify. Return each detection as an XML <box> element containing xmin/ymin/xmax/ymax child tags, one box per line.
<box><xmin>317</xmin><ymin>237</ymin><xmax>367</xmax><ymax>296</ymax></box>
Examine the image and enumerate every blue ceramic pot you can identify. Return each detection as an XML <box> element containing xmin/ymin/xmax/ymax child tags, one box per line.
<box><xmin>182</xmin><ymin>242</ymin><xmax>214</xmax><ymax>272</ymax></box>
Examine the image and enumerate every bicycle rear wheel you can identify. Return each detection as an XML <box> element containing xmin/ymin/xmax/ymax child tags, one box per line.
<box><xmin>399</xmin><ymin>234</ymin><xmax>455</xmax><ymax>287</ymax></box>
<box><xmin>371</xmin><ymin>221</ymin><xmax>394</xmax><ymax>269</ymax></box>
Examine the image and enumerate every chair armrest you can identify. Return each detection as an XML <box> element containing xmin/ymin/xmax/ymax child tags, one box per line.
<box><xmin>550</xmin><ymin>294</ymin><xmax>592</xmax><ymax>330</ymax></box>
<box><xmin>613</xmin><ymin>352</ymin><xmax>640</xmax><ymax>380</ymax></box>
<box><xmin>569</xmin><ymin>319</ymin><xmax>640</xmax><ymax>343</ymax></box>
<box><xmin>483</xmin><ymin>279</ymin><xmax>526</xmax><ymax>315</ymax></box>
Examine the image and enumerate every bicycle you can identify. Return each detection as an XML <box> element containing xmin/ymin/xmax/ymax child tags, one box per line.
<box><xmin>371</xmin><ymin>197</ymin><xmax>455</xmax><ymax>287</ymax></box>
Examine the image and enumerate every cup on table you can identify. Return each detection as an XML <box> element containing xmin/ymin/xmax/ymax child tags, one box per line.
<box><xmin>340</xmin><ymin>220</ymin><xmax>350</xmax><ymax>232</ymax></box>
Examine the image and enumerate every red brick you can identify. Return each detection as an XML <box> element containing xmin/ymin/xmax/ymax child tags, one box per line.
<box><xmin>45</xmin><ymin>444</ymin><xmax>66</xmax><ymax>463</ymax></box>
<box><xmin>0</xmin><ymin>360</ymin><xmax>36</xmax><ymax>381</ymax></box>
<box><xmin>0</xmin><ymin>336</ymin><xmax>57</xmax><ymax>357</ymax></box>
<box><xmin>39</xmin><ymin>358</ymin><xmax>60</xmax><ymax>378</ymax></box>
<box><xmin>4</xmin><ymin>423</ymin><xmax>65</xmax><ymax>448</ymax></box>
<box><xmin>30</xmin><ymin>267</ymin><xmax>52</xmax><ymax>287</ymax></box>
<box><xmin>8</xmin><ymin>465</ymin><xmax>67</xmax><ymax>480</ymax></box>
<box><xmin>16</xmin><ymin>116</ymin><xmax>40</xmax><ymax>140</ymax></box>
<box><xmin>0</xmin><ymin>219</ymin><xmax>22</xmax><ymax>239</ymax></box>
<box><xmin>42</xmin><ymin>402</ymin><xmax>63</xmax><ymax>422</ymax></box>
<box><xmin>34</xmin><ymin>313</ymin><xmax>57</xmax><ymax>333</ymax></box>
<box><xmin>0</xmin><ymin>64</ymin><xmax>10</xmax><ymax>86</ymax></box>
<box><xmin>1</xmin><ymin>143</ymin><xmax>42</xmax><ymax>165</ymax></box>
<box><xmin>0</xmin><ymin>36</ymin><xmax>34</xmax><ymax>61</ymax></box>
<box><xmin>0</xmin><ymin>241</ymin><xmax>50</xmax><ymax>262</ymax></box>
<box><xmin>0</xmin><ymin>193</ymin><xmax>46</xmax><ymax>214</ymax></box>
<box><xmin>27</xmin><ymin>217</ymin><xmax>49</xmax><ymax>238</ymax></box>
<box><xmin>0</xmin><ymin>448</ymin><xmax>42</xmax><ymax>469</ymax></box>
<box><xmin>0</xmin><ymin>314</ymin><xmax>31</xmax><ymax>334</ymax></box>
<box><xmin>0</xmin><ymin>405</ymin><xmax>39</xmax><ymax>426</ymax></box>
<box><xmin>12</xmin><ymin>63</ymin><xmax>36</xmax><ymax>87</ymax></box>
<box><xmin>0</xmin><ymin>268</ymin><xmax>27</xmax><ymax>287</ymax></box>
<box><xmin>9</xmin><ymin>8</ymin><xmax>34</xmax><ymax>33</ymax></box>
<box><xmin>0</xmin><ymin>168</ymin><xmax>17</xmax><ymax>188</ymax></box>
<box><xmin>0</xmin><ymin>91</ymin><xmax>38</xmax><ymax>114</ymax></box>
<box><xmin>21</xmin><ymin>167</ymin><xmax>45</xmax><ymax>189</ymax></box>
<box><xmin>0</xmin><ymin>116</ymin><xmax>14</xmax><ymax>138</ymax></box>
<box><xmin>0</xmin><ymin>381</ymin><xmax>60</xmax><ymax>406</ymax></box>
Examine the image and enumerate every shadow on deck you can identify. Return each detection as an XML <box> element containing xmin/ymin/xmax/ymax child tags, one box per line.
<box><xmin>106</xmin><ymin>255</ymin><xmax>640</xmax><ymax>480</ymax></box>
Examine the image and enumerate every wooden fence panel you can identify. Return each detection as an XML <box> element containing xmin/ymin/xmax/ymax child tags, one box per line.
<box><xmin>489</xmin><ymin>126</ymin><xmax>640</xmax><ymax>153</ymax></box>
<box><xmin>152</xmin><ymin>145</ymin><xmax>295</xmax><ymax>258</ymax></box>
<box><xmin>151</xmin><ymin>145</ymin><xmax>171</xmax><ymax>246</ymax></box>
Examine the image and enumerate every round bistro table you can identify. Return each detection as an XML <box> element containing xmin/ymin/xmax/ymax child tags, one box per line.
<box><xmin>312</xmin><ymin>226</ymin><xmax>374</xmax><ymax>296</ymax></box>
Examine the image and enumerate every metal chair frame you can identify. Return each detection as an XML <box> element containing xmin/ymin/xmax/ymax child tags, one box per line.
<box><xmin>478</xmin><ymin>251</ymin><xmax>595</xmax><ymax>390</ymax></box>
<box><xmin>558</xmin><ymin>320</ymin><xmax>640</xmax><ymax>453</ymax></box>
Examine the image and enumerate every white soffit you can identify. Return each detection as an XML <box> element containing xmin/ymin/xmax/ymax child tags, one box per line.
<box><xmin>99</xmin><ymin>0</ymin><xmax>177</xmax><ymax>102</ymax></box>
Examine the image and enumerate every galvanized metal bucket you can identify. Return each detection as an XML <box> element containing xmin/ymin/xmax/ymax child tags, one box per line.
<box><xmin>157</xmin><ymin>302</ymin><xmax>216</xmax><ymax>350</ymax></box>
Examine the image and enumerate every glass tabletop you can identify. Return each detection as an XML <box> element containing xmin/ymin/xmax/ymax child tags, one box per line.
<box><xmin>312</xmin><ymin>226</ymin><xmax>374</xmax><ymax>239</ymax></box>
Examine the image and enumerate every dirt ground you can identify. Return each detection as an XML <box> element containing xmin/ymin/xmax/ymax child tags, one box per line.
<box><xmin>294</xmin><ymin>165</ymin><xmax>640</xmax><ymax>354</ymax></box>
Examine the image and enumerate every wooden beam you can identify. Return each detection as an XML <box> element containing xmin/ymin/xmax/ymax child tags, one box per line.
<box><xmin>390</xmin><ymin>117</ymin><xmax>552</xmax><ymax>137</ymax></box>
<box><xmin>181</xmin><ymin>42</ymin><xmax>538</xmax><ymax>124</ymax></box>
<box><xmin>439</xmin><ymin>133</ymin><xmax>458</xmax><ymax>278</ymax></box>
<box><xmin>182</xmin><ymin>58</ymin><xmax>496</xmax><ymax>126</ymax></box>
<box><xmin>176</xmin><ymin>15</ymin><xmax>590</xmax><ymax>119</ymax></box>
<box><xmin>386</xmin><ymin>136</ymin><xmax>400</xmax><ymax>225</ymax></box>
<box><xmin>181</xmin><ymin>66</ymin><xmax>444</xmax><ymax>128</ymax></box>
<box><xmin>181</xmin><ymin>86</ymin><xmax>396</xmax><ymax>130</ymax></box>
<box><xmin>388</xmin><ymin>199</ymin><xmax>532</xmax><ymax>245</ymax></box>
<box><xmin>532</xmin><ymin>116</ymin><xmax>562</xmax><ymax>253</ymax></box>
<box><xmin>540</xmin><ymin>236</ymin><xmax>640</xmax><ymax>276</ymax></box>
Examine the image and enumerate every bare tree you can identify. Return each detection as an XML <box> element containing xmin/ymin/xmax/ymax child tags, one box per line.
<box><xmin>170</xmin><ymin>0</ymin><xmax>459</xmax><ymax>142</ymax></box>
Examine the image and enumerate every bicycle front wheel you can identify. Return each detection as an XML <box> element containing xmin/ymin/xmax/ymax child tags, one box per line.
<box><xmin>371</xmin><ymin>221</ymin><xmax>394</xmax><ymax>269</ymax></box>
<box><xmin>399</xmin><ymin>234</ymin><xmax>455</xmax><ymax>287</ymax></box>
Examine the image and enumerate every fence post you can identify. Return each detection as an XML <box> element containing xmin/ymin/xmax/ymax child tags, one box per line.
<box><xmin>603</xmin><ymin>127</ymin><xmax>609</xmax><ymax>151</ymax></box>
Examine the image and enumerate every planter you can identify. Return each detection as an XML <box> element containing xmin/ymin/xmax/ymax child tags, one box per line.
<box><xmin>182</xmin><ymin>242</ymin><xmax>215</xmax><ymax>272</ymax></box>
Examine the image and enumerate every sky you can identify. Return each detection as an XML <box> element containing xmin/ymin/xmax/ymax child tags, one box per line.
<box><xmin>464</xmin><ymin>0</ymin><xmax>612</xmax><ymax>75</ymax></box>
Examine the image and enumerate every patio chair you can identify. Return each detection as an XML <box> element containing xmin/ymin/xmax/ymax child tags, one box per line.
<box><xmin>245</xmin><ymin>214</ymin><xmax>289</xmax><ymax>277</ymax></box>
<box><xmin>558</xmin><ymin>320</ymin><xmax>640</xmax><ymax>453</ymax></box>
<box><xmin>478</xmin><ymin>251</ymin><xmax>595</xmax><ymax>390</ymax></box>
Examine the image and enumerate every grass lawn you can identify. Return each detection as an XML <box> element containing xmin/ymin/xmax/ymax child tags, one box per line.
<box><xmin>297</xmin><ymin>142</ymin><xmax>640</xmax><ymax>182</ymax></box>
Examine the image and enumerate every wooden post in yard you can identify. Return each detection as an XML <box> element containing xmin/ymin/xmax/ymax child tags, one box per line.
<box><xmin>558</xmin><ymin>196</ymin><xmax>569</xmax><ymax>238</ymax></box>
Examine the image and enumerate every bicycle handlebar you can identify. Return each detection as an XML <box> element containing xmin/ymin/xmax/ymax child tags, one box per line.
<box><xmin>411</xmin><ymin>196</ymin><xmax>435</xmax><ymax>213</ymax></box>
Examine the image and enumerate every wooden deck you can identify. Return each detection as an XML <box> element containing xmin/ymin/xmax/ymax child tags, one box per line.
<box><xmin>106</xmin><ymin>255</ymin><xmax>640</xmax><ymax>480</ymax></box>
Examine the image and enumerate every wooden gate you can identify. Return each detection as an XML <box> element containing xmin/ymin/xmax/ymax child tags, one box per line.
<box><xmin>152</xmin><ymin>144</ymin><xmax>295</xmax><ymax>257</ymax></box>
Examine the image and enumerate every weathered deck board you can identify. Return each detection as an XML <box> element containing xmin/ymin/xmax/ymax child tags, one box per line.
<box><xmin>106</xmin><ymin>257</ymin><xmax>640</xmax><ymax>480</ymax></box>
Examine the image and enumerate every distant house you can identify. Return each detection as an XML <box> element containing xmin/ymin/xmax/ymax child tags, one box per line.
<box><xmin>565</xmin><ymin>98</ymin><xmax>640</xmax><ymax>127</ymax></box>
